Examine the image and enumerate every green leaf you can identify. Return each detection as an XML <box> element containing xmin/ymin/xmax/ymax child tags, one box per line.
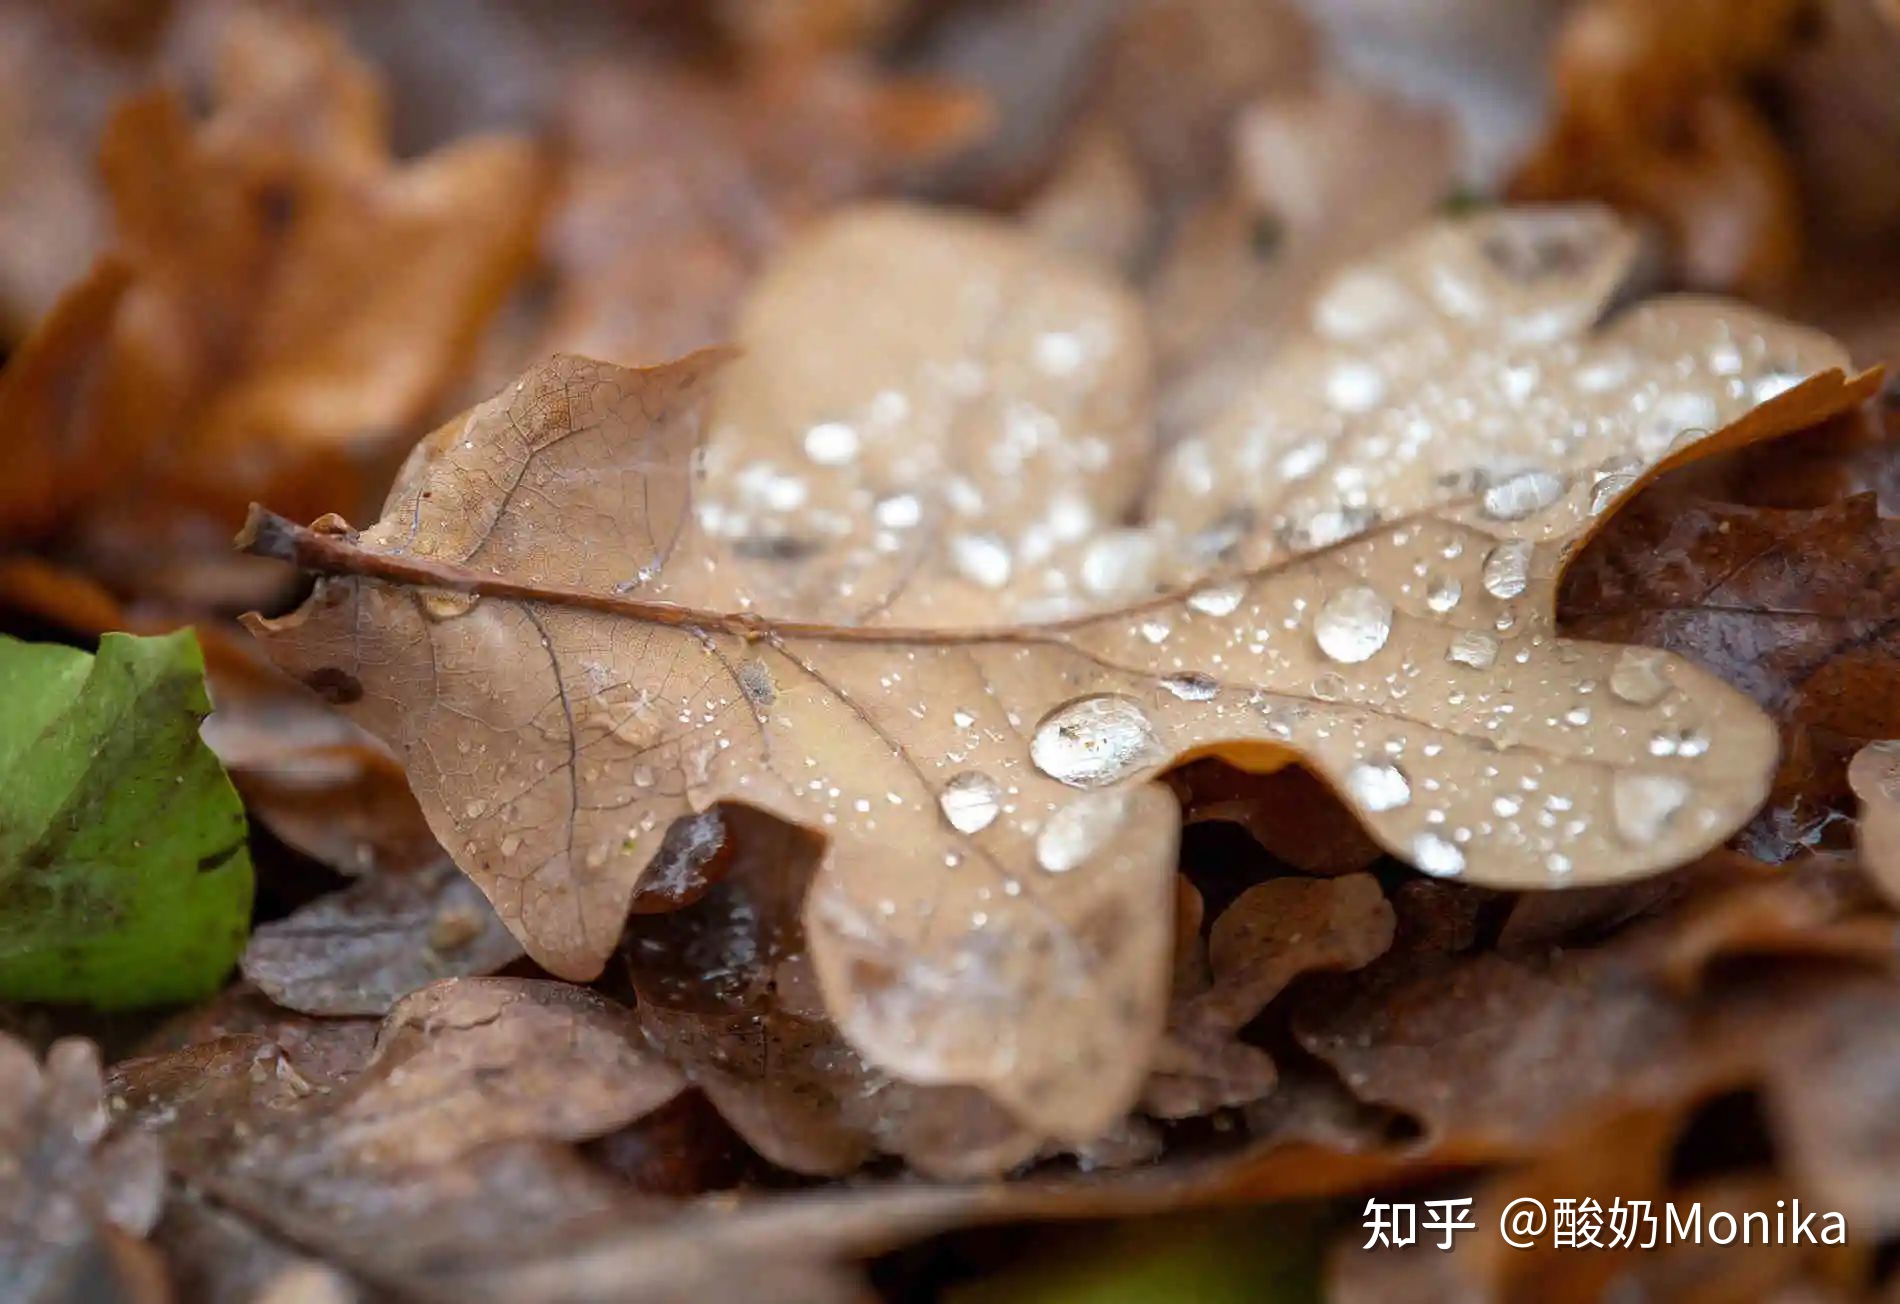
<box><xmin>0</xmin><ymin>630</ymin><xmax>253</xmax><ymax>1007</ymax></box>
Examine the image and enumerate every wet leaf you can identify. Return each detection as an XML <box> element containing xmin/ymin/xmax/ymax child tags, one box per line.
<box><xmin>240</xmin><ymin>207</ymin><xmax>1871</xmax><ymax>1156</ymax></box>
<box><xmin>0</xmin><ymin>630</ymin><xmax>253</xmax><ymax>1007</ymax></box>
<box><xmin>241</xmin><ymin>860</ymin><xmax>524</xmax><ymax>1016</ymax></box>
<box><xmin>0</xmin><ymin>1035</ymin><xmax>166</xmax><ymax>1302</ymax></box>
<box><xmin>1563</xmin><ymin>483</ymin><xmax>1900</xmax><ymax>862</ymax></box>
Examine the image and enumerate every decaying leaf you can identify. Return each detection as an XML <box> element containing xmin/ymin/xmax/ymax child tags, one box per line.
<box><xmin>241</xmin><ymin>861</ymin><xmax>524</xmax><ymax>1016</ymax></box>
<box><xmin>1</xmin><ymin>1035</ymin><xmax>166</xmax><ymax>1302</ymax></box>
<box><xmin>239</xmin><ymin>206</ymin><xmax>1873</xmax><ymax>1157</ymax></box>
<box><xmin>1563</xmin><ymin>479</ymin><xmax>1900</xmax><ymax>862</ymax></box>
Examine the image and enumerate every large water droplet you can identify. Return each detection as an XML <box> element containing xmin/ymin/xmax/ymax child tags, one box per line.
<box><xmin>803</xmin><ymin>421</ymin><xmax>860</xmax><ymax>466</ymax></box>
<box><xmin>1324</xmin><ymin>359</ymin><xmax>1388</xmax><ymax>413</ymax></box>
<box><xmin>1346</xmin><ymin>761</ymin><xmax>1411</xmax><ymax>811</ymax></box>
<box><xmin>1612</xmin><ymin>772</ymin><xmax>1690</xmax><ymax>843</ymax></box>
<box><xmin>1608</xmin><ymin>648</ymin><xmax>1670</xmax><ymax>705</ymax></box>
<box><xmin>1425</xmin><ymin>578</ymin><xmax>1462</xmax><ymax>614</ymax></box>
<box><xmin>939</xmin><ymin>771</ymin><xmax>1002</xmax><ymax>834</ymax></box>
<box><xmin>950</xmin><ymin>533</ymin><xmax>1013</xmax><ymax>589</ymax></box>
<box><xmin>1031</xmin><ymin>695</ymin><xmax>1166</xmax><ymax>788</ymax></box>
<box><xmin>1481</xmin><ymin>469</ymin><xmax>1567</xmax><ymax>521</ymax></box>
<box><xmin>1187</xmin><ymin>581</ymin><xmax>1246</xmax><ymax>617</ymax></box>
<box><xmin>1159</xmin><ymin>672</ymin><xmax>1219</xmax><ymax>702</ymax></box>
<box><xmin>1036</xmin><ymin>791</ymin><xmax>1126</xmax><ymax>873</ymax></box>
<box><xmin>1446</xmin><ymin>631</ymin><xmax>1499</xmax><ymax>670</ymax></box>
<box><xmin>1481</xmin><ymin>541</ymin><xmax>1533</xmax><ymax>599</ymax></box>
<box><xmin>1410</xmin><ymin>832</ymin><xmax>1465</xmax><ymax>877</ymax></box>
<box><xmin>1314</xmin><ymin>587</ymin><xmax>1393</xmax><ymax>664</ymax></box>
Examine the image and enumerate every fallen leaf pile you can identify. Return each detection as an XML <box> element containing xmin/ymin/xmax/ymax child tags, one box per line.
<box><xmin>2</xmin><ymin>2</ymin><xmax>1900</xmax><ymax>1301</ymax></box>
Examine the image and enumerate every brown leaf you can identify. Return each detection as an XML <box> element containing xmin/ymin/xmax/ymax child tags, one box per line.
<box><xmin>622</xmin><ymin>804</ymin><xmax>1039</xmax><ymax>1177</ymax></box>
<box><xmin>1562</xmin><ymin>481</ymin><xmax>1900</xmax><ymax>862</ymax></box>
<box><xmin>11</xmin><ymin>6</ymin><xmax>544</xmax><ymax>606</ymax></box>
<box><xmin>1508</xmin><ymin>0</ymin><xmax>1808</xmax><ymax>295</ymax></box>
<box><xmin>240</xmin><ymin>207</ymin><xmax>1871</xmax><ymax>1158</ymax></box>
<box><xmin>1169</xmin><ymin>759</ymin><xmax>1386</xmax><ymax>877</ymax></box>
<box><xmin>535</xmin><ymin>56</ymin><xmax>985</xmax><ymax>370</ymax></box>
<box><xmin>241</xmin><ymin>861</ymin><xmax>524</xmax><ymax>1017</ymax></box>
<box><xmin>1145</xmin><ymin>873</ymin><xmax>1395</xmax><ymax>1117</ymax></box>
<box><xmin>1</xmin><ymin>1036</ymin><xmax>166</xmax><ymax>1302</ymax></box>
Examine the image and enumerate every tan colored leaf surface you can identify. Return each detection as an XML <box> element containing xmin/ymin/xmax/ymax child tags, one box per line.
<box><xmin>242</xmin><ymin>207</ymin><xmax>1870</xmax><ymax>1153</ymax></box>
<box><xmin>1850</xmin><ymin>740</ymin><xmax>1900</xmax><ymax>907</ymax></box>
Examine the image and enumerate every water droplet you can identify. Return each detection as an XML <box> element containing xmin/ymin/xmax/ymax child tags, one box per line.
<box><xmin>938</xmin><ymin>771</ymin><xmax>1002</xmax><ymax>834</ymax></box>
<box><xmin>499</xmin><ymin>833</ymin><xmax>523</xmax><ymax>857</ymax></box>
<box><xmin>952</xmin><ymin>709</ymin><xmax>977</xmax><ymax>729</ymax></box>
<box><xmin>1036</xmin><ymin>792</ymin><xmax>1126</xmax><ymax>873</ymax></box>
<box><xmin>1481</xmin><ymin>541</ymin><xmax>1532</xmax><ymax>599</ymax></box>
<box><xmin>803</xmin><ymin>421</ymin><xmax>860</xmax><ymax>465</ymax></box>
<box><xmin>463</xmin><ymin>799</ymin><xmax>488</xmax><ymax>819</ymax></box>
<box><xmin>422</xmin><ymin>589</ymin><xmax>481</xmax><ymax>621</ymax></box>
<box><xmin>1314</xmin><ymin>587</ymin><xmax>1393</xmax><ymax>664</ymax></box>
<box><xmin>1609</xmin><ymin>648</ymin><xmax>1670</xmax><ymax>705</ymax></box>
<box><xmin>1410</xmin><ymin>832</ymin><xmax>1465</xmax><ymax>877</ymax></box>
<box><xmin>1446</xmin><ymin>631</ymin><xmax>1498</xmax><ymax>670</ymax></box>
<box><xmin>1187</xmin><ymin>581</ymin><xmax>1246</xmax><ymax>617</ymax></box>
<box><xmin>875</xmin><ymin>494</ymin><xmax>922</xmax><ymax>529</ymax></box>
<box><xmin>1081</xmin><ymin>529</ymin><xmax>1159</xmax><ymax>598</ymax></box>
<box><xmin>1589</xmin><ymin>457</ymin><xmax>1643</xmax><ymax>516</ymax></box>
<box><xmin>1031</xmin><ymin>695</ymin><xmax>1166</xmax><ymax>788</ymax></box>
<box><xmin>950</xmin><ymin>533</ymin><xmax>1013</xmax><ymax>589</ymax></box>
<box><xmin>1346</xmin><ymin>761</ymin><xmax>1411</xmax><ymax>812</ymax></box>
<box><xmin>1612</xmin><ymin>773</ymin><xmax>1690</xmax><ymax>843</ymax></box>
<box><xmin>1425</xmin><ymin>578</ymin><xmax>1462</xmax><ymax>614</ymax></box>
<box><xmin>1324</xmin><ymin>359</ymin><xmax>1388</xmax><ymax>413</ymax></box>
<box><xmin>1481</xmin><ymin>469</ymin><xmax>1567</xmax><ymax>521</ymax></box>
<box><xmin>1277</xmin><ymin>438</ymin><xmax>1327</xmax><ymax>481</ymax></box>
<box><xmin>1751</xmin><ymin>370</ymin><xmax>1803</xmax><ymax>404</ymax></box>
<box><xmin>1139</xmin><ymin>616</ymin><xmax>1172</xmax><ymax>644</ymax></box>
<box><xmin>1160</xmin><ymin>672</ymin><xmax>1219</xmax><ymax>702</ymax></box>
<box><xmin>1312</xmin><ymin>268</ymin><xmax>1414</xmax><ymax>341</ymax></box>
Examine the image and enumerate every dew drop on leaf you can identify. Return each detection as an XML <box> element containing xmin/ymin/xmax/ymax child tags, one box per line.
<box><xmin>1410</xmin><ymin>832</ymin><xmax>1466</xmax><ymax>877</ymax></box>
<box><xmin>1346</xmin><ymin>761</ymin><xmax>1411</xmax><ymax>811</ymax></box>
<box><xmin>1314</xmin><ymin>586</ymin><xmax>1393</xmax><ymax>664</ymax></box>
<box><xmin>950</xmin><ymin>533</ymin><xmax>1013</xmax><ymax>589</ymax></box>
<box><xmin>1186</xmin><ymin>581</ymin><xmax>1246</xmax><ymax>617</ymax></box>
<box><xmin>1031</xmin><ymin>695</ymin><xmax>1165</xmax><ymax>789</ymax></box>
<box><xmin>1480</xmin><ymin>469</ymin><xmax>1567</xmax><ymax>521</ymax></box>
<box><xmin>1481</xmin><ymin>540</ymin><xmax>1533</xmax><ymax>599</ymax></box>
<box><xmin>1035</xmin><ymin>791</ymin><xmax>1126</xmax><ymax>874</ymax></box>
<box><xmin>1612</xmin><ymin>772</ymin><xmax>1690</xmax><ymax>843</ymax></box>
<box><xmin>1609</xmin><ymin>648</ymin><xmax>1670</xmax><ymax>706</ymax></box>
<box><xmin>938</xmin><ymin>771</ymin><xmax>1002</xmax><ymax>834</ymax></box>
<box><xmin>1159</xmin><ymin>672</ymin><xmax>1219</xmax><ymax>702</ymax></box>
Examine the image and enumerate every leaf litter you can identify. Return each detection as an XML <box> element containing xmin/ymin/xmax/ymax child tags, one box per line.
<box><xmin>3</xmin><ymin>3</ymin><xmax>1900</xmax><ymax>1298</ymax></box>
<box><xmin>240</xmin><ymin>204</ymin><xmax>1874</xmax><ymax>1155</ymax></box>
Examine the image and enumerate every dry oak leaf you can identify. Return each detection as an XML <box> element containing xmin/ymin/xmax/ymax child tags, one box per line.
<box><xmin>241</xmin><ymin>208</ymin><xmax>1869</xmax><ymax>1147</ymax></box>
